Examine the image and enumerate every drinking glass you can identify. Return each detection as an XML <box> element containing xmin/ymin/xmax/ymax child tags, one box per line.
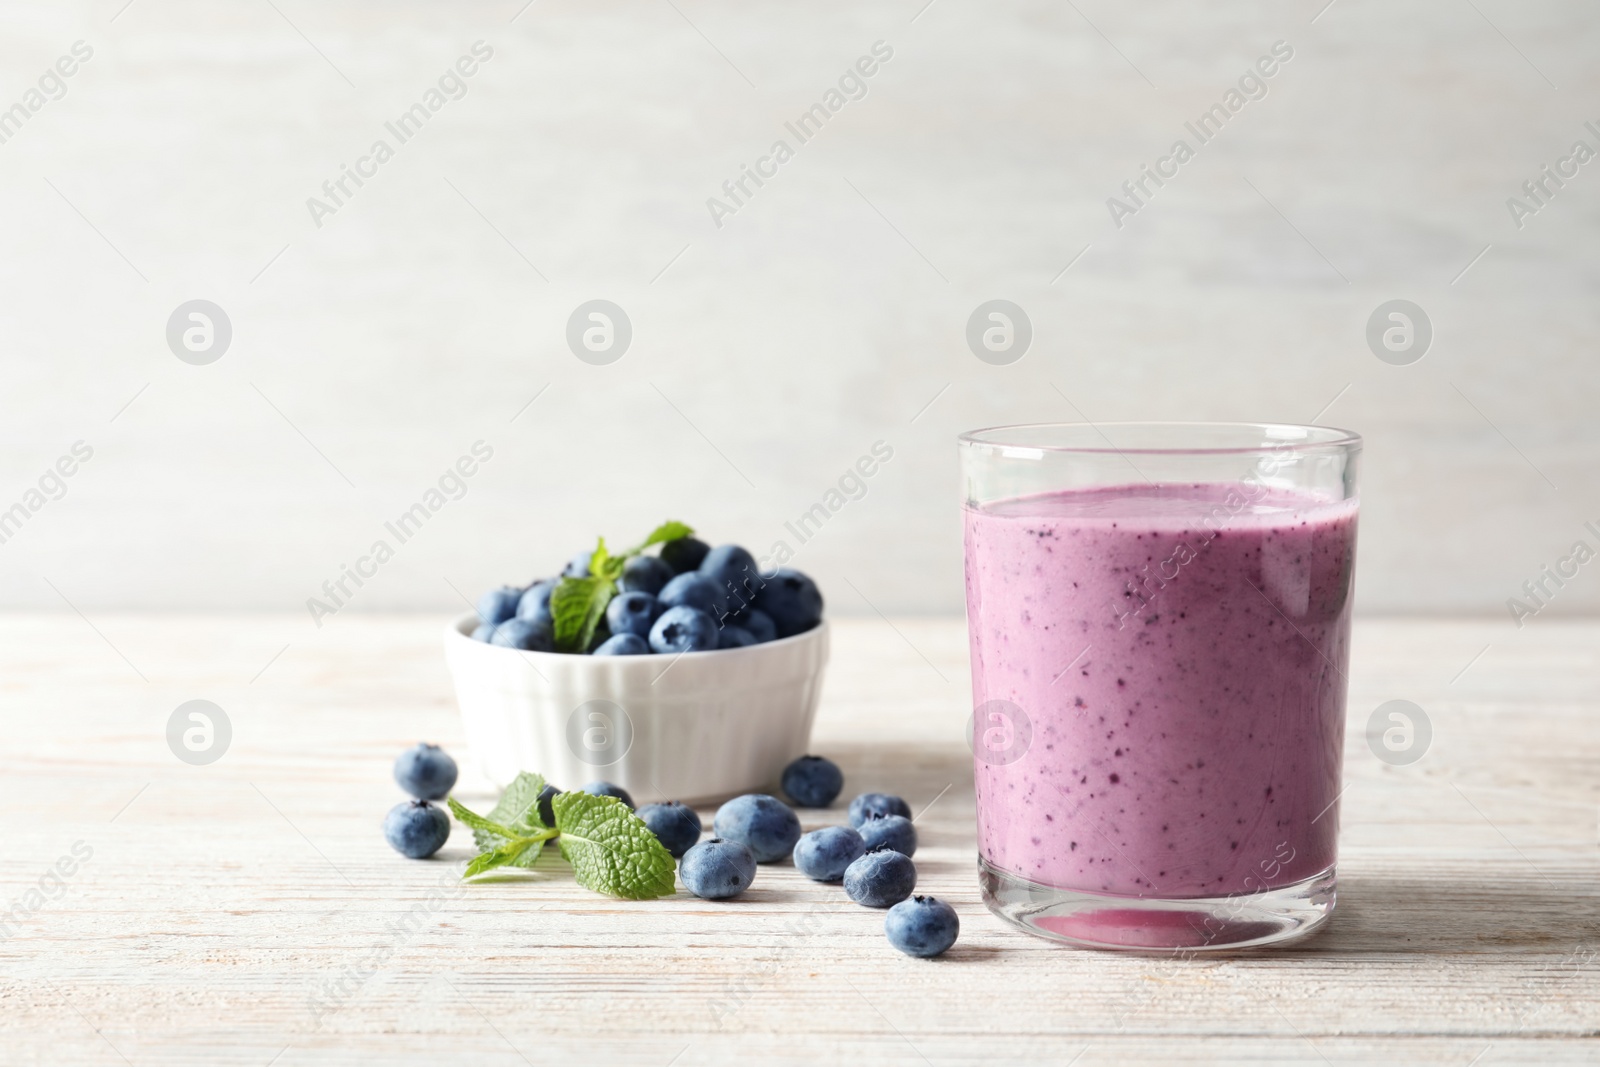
<box><xmin>961</xmin><ymin>422</ymin><xmax>1361</xmax><ymax>950</ymax></box>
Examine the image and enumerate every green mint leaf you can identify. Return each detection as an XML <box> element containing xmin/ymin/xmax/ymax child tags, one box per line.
<box><xmin>480</xmin><ymin>771</ymin><xmax>549</xmax><ymax>847</ymax></box>
<box><xmin>632</xmin><ymin>521</ymin><xmax>694</xmax><ymax>554</ymax></box>
<box><xmin>587</xmin><ymin>538</ymin><xmax>615</xmax><ymax>581</ymax></box>
<box><xmin>447</xmin><ymin>796</ymin><xmax>523</xmax><ymax>842</ymax></box>
<box><xmin>550</xmin><ymin>574</ymin><xmax>614</xmax><ymax>653</ymax></box>
<box><xmin>464</xmin><ymin>837</ymin><xmax>545</xmax><ymax>878</ymax></box>
<box><xmin>552</xmin><ymin>790</ymin><xmax>677</xmax><ymax>900</ymax></box>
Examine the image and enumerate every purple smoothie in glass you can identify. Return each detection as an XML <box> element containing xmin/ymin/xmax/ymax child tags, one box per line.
<box><xmin>965</xmin><ymin>482</ymin><xmax>1357</xmax><ymax>899</ymax></box>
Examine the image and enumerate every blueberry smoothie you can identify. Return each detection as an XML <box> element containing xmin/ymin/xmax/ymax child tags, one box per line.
<box><xmin>965</xmin><ymin>482</ymin><xmax>1357</xmax><ymax>899</ymax></box>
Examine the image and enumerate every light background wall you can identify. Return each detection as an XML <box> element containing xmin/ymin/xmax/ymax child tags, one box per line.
<box><xmin>0</xmin><ymin>0</ymin><xmax>1596</xmax><ymax>627</ymax></box>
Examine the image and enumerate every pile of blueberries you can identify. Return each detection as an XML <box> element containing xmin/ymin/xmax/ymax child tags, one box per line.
<box><xmin>679</xmin><ymin>753</ymin><xmax>961</xmax><ymax>959</ymax></box>
<box><xmin>383</xmin><ymin>743</ymin><xmax>459</xmax><ymax>858</ymax></box>
<box><xmin>471</xmin><ymin>536</ymin><xmax>823</xmax><ymax>655</ymax></box>
<box><xmin>380</xmin><ymin>744</ymin><xmax>959</xmax><ymax>958</ymax></box>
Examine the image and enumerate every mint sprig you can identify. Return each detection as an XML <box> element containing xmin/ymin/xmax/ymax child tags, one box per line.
<box><xmin>550</xmin><ymin>521</ymin><xmax>695</xmax><ymax>653</ymax></box>
<box><xmin>448</xmin><ymin>776</ymin><xmax>677</xmax><ymax>899</ymax></box>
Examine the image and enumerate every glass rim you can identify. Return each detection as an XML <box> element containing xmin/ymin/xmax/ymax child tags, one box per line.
<box><xmin>957</xmin><ymin>421</ymin><xmax>1362</xmax><ymax>456</ymax></box>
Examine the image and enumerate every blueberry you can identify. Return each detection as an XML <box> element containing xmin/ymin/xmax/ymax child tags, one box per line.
<box><xmin>594</xmin><ymin>633</ymin><xmax>650</xmax><ymax>655</ymax></box>
<box><xmin>585</xmin><ymin>621</ymin><xmax>613</xmax><ymax>653</ymax></box>
<box><xmin>860</xmin><ymin>813</ymin><xmax>917</xmax><ymax>857</ymax></box>
<box><xmin>736</xmin><ymin>609</ymin><xmax>778</xmax><ymax>644</ymax></box>
<box><xmin>383</xmin><ymin>800</ymin><xmax>450</xmax><ymax>858</ymax></box>
<box><xmin>792</xmin><ymin>825</ymin><xmax>867</xmax><ymax>882</ymax></box>
<box><xmin>516</xmin><ymin>580</ymin><xmax>556</xmax><ymax>625</ymax></box>
<box><xmin>637</xmin><ymin>801</ymin><xmax>702</xmax><ymax>858</ymax></box>
<box><xmin>393</xmin><ymin>742</ymin><xmax>458</xmax><ymax>800</ymax></box>
<box><xmin>562</xmin><ymin>550</ymin><xmax>592</xmax><ymax>578</ymax></box>
<box><xmin>578</xmin><ymin>780</ymin><xmax>635</xmax><ymax>810</ymax></box>
<box><xmin>679</xmin><ymin>838</ymin><xmax>756</xmax><ymax>900</ymax></box>
<box><xmin>848</xmin><ymin>792</ymin><xmax>912</xmax><ymax>828</ymax></box>
<box><xmin>754</xmin><ymin>568</ymin><xmax>823</xmax><ymax>638</ymax></box>
<box><xmin>699</xmin><ymin>544</ymin><xmax>765</xmax><ymax>617</ymax></box>
<box><xmin>884</xmin><ymin>895</ymin><xmax>959</xmax><ymax>957</ymax></box>
<box><xmin>470</xmin><ymin>622</ymin><xmax>496</xmax><ymax>642</ymax></box>
<box><xmin>489</xmin><ymin>618</ymin><xmax>555</xmax><ymax>652</ymax></box>
<box><xmin>649</xmin><ymin>606</ymin><xmax>718</xmax><ymax>654</ymax></box>
<box><xmin>659</xmin><ymin>536</ymin><xmax>710</xmax><ymax>575</ymax></box>
<box><xmin>536</xmin><ymin>784</ymin><xmax>560</xmax><ymax>828</ymax></box>
<box><xmin>476</xmin><ymin>586</ymin><xmax>522</xmax><ymax>626</ymax></box>
<box><xmin>781</xmin><ymin>755</ymin><xmax>844</xmax><ymax>808</ymax></box>
<box><xmin>657</xmin><ymin>573</ymin><xmax>719</xmax><ymax>615</ymax></box>
<box><xmin>621</xmin><ymin>555</ymin><xmax>674</xmax><ymax>596</ymax></box>
<box><xmin>712</xmin><ymin>794</ymin><xmax>801</xmax><ymax>863</ymax></box>
<box><xmin>843</xmin><ymin>849</ymin><xmax>917</xmax><ymax>908</ymax></box>
<box><xmin>606</xmin><ymin>591</ymin><xmax>661</xmax><ymax>639</ymax></box>
<box><xmin>718</xmin><ymin>626</ymin><xmax>757</xmax><ymax>649</ymax></box>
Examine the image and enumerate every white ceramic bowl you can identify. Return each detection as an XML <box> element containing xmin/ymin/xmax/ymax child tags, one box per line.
<box><xmin>443</xmin><ymin>613</ymin><xmax>830</xmax><ymax>805</ymax></box>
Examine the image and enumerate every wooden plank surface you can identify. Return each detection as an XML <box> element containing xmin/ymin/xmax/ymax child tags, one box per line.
<box><xmin>0</xmin><ymin>614</ymin><xmax>1596</xmax><ymax>1065</ymax></box>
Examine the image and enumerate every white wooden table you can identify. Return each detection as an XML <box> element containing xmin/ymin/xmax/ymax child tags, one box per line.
<box><xmin>1</xmin><ymin>615</ymin><xmax>1596</xmax><ymax>1065</ymax></box>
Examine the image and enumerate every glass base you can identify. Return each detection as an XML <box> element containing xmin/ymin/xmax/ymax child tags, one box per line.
<box><xmin>979</xmin><ymin>856</ymin><xmax>1337</xmax><ymax>952</ymax></box>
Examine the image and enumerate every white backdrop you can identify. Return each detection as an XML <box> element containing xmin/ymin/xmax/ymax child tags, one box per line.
<box><xmin>0</xmin><ymin>0</ymin><xmax>1596</xmax><ymax>625</ymax></box>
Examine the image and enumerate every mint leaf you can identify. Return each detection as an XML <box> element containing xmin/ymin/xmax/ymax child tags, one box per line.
<box><xmin>464</xmin><ymin>837</ymin><xmax>545</xmax><ymax>878</ymax></box>
<box><xmin>550</xmin><ymin>574</ymin><xmax>613</xmax><ymax>653</ymax></box>
<box><xmin>552</xmin><ymin>790</ymin><xmax>677</xmax><ymax>900</ymax></box>
<box><xmin>633</xmin><ymin>521</ymin><xmax>693</xmax><ymax>554</ymax></box>
<box><xmin>588</xmin><ymin>538</ymin><xmax>620</xmax><ymax>583</ymax></box>
<box><xmin>481</xmin><ymin>771</ymin><xmax>549</xmax><ymax>844</ymax></box>
<box><xmin>447</xmin><ymin>796</ymin><xmax>522</xmax><ymax>842</ymax></box>
<box><xmin>551</xmin><ymin>523</ymin><xmax>695</xmax><ymax>653</ymax></box>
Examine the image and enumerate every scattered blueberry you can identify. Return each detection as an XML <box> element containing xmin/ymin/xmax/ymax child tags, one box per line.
<box><xmin>649</xmin><ymin>605</ymin><xmax>718</xmax><ymax>653</ymax></box>
<box><xmin>657</xmin><ymin>572</ymin><xmax>720</xmax><ymax>615</ymax></box>
<box><xmin>393</xmin><ymin>743</ymin><xmax>458</xmax><ymax>800</ymax></box>
<box><xmin>754</xmin><ymin>568</ymin><xmax>823</xmax><ymax>638</ymax></box>
<box><xmin>606</xmin><ymin>591</ymin><xmax>661</xmax><ymax>639</ymax></box>
<box><xmin>718</xmin><ymin>626</ymin><xmax>757</xmax><ymax>649</ymax></box>
<box><xmin>562</xmin><ymin>550</ymin><xmax>592</xmax><ymax>578</ymax></box>
<box><xmin>579</xmin><ymin>780</ymin><xmax>635</xmax><ymax>810</ymax></box>
<box><xmin>679</xmin><ymin>838</ymin><xmax>756</xmax><ymax>900</ymax></box>
<box><xmin>659</xmin><ymin>536</ymin><xmax>710</xmax><ymax>575</ymax></box>
<box><xmin>594</xmin><ymin>633</ymin><xmax>650</xmax><ymax>655</ymax></box>
<box><xmin>848</xmin><ymin>792</ymin><xmax>912</xmax><ymax>827</ymax></box>
<box><xmin>637</xmin><ymin>801</ymin><xmax>702</xmax><ymax>858</ymax></box>
<box><xmin>536</xmin><ymin>783</ymin><xmax>560</xmax><ymax>828</ymax></box>
<box><xmin>843</xmin><ymin>849</ymin><xmax>917</xmax><ymax>908</ymax></box>
<box><xmin>735</xmin><ymin>609</ymin><xmax>778</xmax><ymax>644</ymax></box>
<box><xmin>489</xmin><ymin>618</ymin><xmax>555</xmax><ymax>652</ymax></box>
<box><xmin>476</xmin><ymin>586</ymin><xmax>522</xmax><ymax>626</ymax></box>
<box><xmin>884</xmin><ymin>896</ymin><xmax>959</xmax><ymax>957</ymax></box>
<box><xmin>781</xmin><ymin>755</ymin><xmax>844</xmax><ymax>808</ymax></box>
<box><xmin>860</xmin><ymin>813</ymin><xmax>917</xmax><ymax>857</ymax></box>
<box><xmin>792</xmin><ymin>825</ymin><xmax>867</xmax><ymax>882</ymax></box>
<box><xmin>383</xmin><ymin>800</ymin><xmax>450</xmax><ymax>858</ymax></box>
<box><xmin>470</xmin><ymin>622</ymin><xmax>496</xmax><ymax>642</ymax></box>
<box><xmin>712</xmin><ymin>794</ymin><xmax>802</xmax><ymax>863</ymax></box>
<box><xmin>621</xmin><ymin>555</ymin><xmax>674</xmax><ymax>596</ymax></box>
<box><xmin>516</xmin><ymin>580</ymin><xmax>555</xmax><ymax>625</ymax></box>
<box><xmin>699</xmin><ymin>544</ymin><xmax>763</xmax><ymax>617</ymax></box>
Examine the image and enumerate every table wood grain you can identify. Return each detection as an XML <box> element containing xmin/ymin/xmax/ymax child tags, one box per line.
<box><xmin>1</xmin><ymin>615</ymin><xmax>1596</xmax><ymax>1065</ymax></box>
